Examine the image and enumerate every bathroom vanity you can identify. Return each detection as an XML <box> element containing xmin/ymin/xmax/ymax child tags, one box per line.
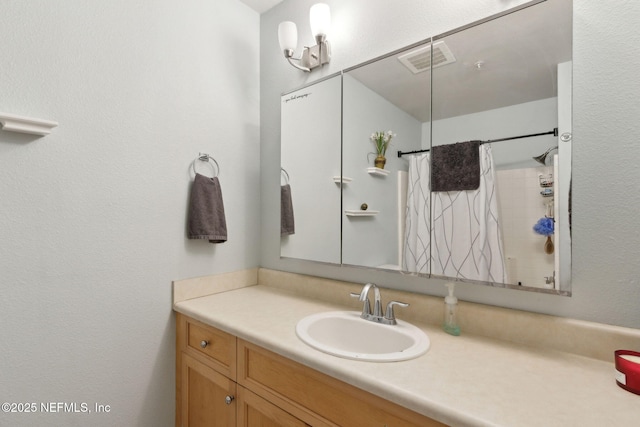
<box><xmin>173</xmin><ymin>269</ymin><xmax>640</xmax><ymax>427</ymax></box>
<box><xmin>176</xmin><ymin>313</ymin><xmax>444</xmax><ymax>426</ymax></box>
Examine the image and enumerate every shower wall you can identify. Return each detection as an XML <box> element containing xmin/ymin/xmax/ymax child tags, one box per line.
<box><xmin>496</xmin><ymin>165</ymin><xmax>555</xmax><ymax>288</ymax></box>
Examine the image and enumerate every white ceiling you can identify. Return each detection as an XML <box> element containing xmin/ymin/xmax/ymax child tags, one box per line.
<box><xmin>348</xmin><ymin>0</ymin><xmax>572</xmax><ymax>122</ymax></box>
<box><xmin>239</xmin><ymin>0</ymin><xmax>283</xmax><ymax>14</ymax></box>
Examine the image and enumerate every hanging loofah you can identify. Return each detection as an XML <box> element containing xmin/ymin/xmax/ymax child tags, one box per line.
<box><xmin>533</xmin><ymin>217</ymin><xmax>554</xmax><ymax>236</ymax></box>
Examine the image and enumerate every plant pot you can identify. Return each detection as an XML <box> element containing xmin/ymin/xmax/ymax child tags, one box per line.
<box><xmin>374</xmin><ymin>154</ymin><xmax>386</xmax><ymax>169</ymax></box>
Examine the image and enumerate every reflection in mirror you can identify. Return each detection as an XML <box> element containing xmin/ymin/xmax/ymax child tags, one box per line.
<box><xmin>280</xmin><ymin>0</ymin><xmax>572</xmax><ymax>295</ymax></box>
<box><xmin>342</xmin><ymin>43</ymin><xmax>431</xmax><ymax>269</ymax></box>
<box><xmin>426</xmin><ymin>0</ymin><xmax>572</xmax><ymax>292</ymax></box>
<box><xmin>280</xmin><ymin>75</ymin><xmax>342</xmax><ymax>264</ymax></box>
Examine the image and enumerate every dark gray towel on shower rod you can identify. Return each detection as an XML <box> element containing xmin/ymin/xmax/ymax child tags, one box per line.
<box><xmin>281</xmin><ymin>184</ymin><xmax>295</xmax><ymax>235</ymax></box>
<box><xmin>187</xmin><ymin>173</ymin><xmax>227</xmax><ymax>243</ymax></box>
<box><xmin>431</xmin><ymin>140</ymin><xmax>481</xmax><ymax>192</ymax></box>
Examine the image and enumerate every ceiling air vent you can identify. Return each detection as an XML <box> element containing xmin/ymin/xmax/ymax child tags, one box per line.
<box><xmin>397</xmin><ymin>40</ymin><xmax>456</xmax><ymax>74</ymax></box>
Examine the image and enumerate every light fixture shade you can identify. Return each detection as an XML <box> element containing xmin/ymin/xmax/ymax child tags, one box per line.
<box><xmin>309</xmin><ymin>3</ymin><xmax>331</xmax><ymax>38</ymax></box>
<box><xmin>278</xmin><ymin>21</ymin><xmax>298</xmax><ymax>52</ymax></box>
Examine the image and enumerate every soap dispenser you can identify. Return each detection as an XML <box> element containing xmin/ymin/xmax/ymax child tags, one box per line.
<box><xmin>443</xmin><ymin>283</ymin><xmax>461</xmax><ymax>336</ymax></box>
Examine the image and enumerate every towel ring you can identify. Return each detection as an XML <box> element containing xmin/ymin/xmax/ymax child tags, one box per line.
<box><xmin>281</xmin><ymin>167</ymin><xmax>290</xmax><ymax>184</ymax></box>
<box><xmin>192</xmin><ymin>153</ymin><xmax>220</xmax><ymax>178</ymax></box>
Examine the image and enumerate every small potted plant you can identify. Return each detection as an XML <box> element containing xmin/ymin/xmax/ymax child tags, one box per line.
<box><xmin>370</xmin><ymin>130</ymin><xmax>395</xmax><ymax>169</ymax></box>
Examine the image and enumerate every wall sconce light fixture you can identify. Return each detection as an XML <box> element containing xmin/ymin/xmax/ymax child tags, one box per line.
<box><xmin>278</xmin><ymin>3</ymin><xmax>331</xmax><ymax>72</ymax></box>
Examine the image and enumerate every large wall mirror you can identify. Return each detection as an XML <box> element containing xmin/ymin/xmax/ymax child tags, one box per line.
<box><xmin>281</xmin><ymin>0</ymin><xmax>572</xmax><ymax>295</ymax></box>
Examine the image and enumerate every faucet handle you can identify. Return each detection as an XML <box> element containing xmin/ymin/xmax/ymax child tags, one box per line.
<box><xmin>350</xmin><ymin>292</ymin><xmax>371</xmax><ymax>316</ymax></box>
<box><xmin>384</xmin><ymin>301</ymin><xmax>409</xmax><ymax>324</ymax></box>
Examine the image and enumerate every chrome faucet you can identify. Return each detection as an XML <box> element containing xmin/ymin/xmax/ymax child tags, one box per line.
<box><xmin>362</xmin><ymin>282</ymin><xmax>383</xmax><ymax>317</ymax></box>
<box><xmin>350</xmin><ymin>283</ymin><xmax>409</xmax><ymax>325</ymax></box>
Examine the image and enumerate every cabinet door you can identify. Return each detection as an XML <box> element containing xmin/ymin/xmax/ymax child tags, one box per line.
<box><xmin>237</xmin><ymin>386</ymin><xmax>308</xmax><ymax>427</ymax></box>
<box><xmin>181</xmin><ymin>353</ymin><xmax>236</xmax><ymax>427</ymax></box>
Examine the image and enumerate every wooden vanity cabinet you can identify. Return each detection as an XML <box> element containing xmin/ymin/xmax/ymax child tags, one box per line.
<box><xmin>237</xmin><ymin>340</ymin><xmax>446</xmax><ymax>427</ymax></box>
<box><xmin>176</xmin><ymin>314</ymin><xmax>239</xmax><ymax>427</ymax></box>
<box><xmin>176</xmin><ymin>313</ymin><xmax>446</xmax><ymax>427</ymax></box>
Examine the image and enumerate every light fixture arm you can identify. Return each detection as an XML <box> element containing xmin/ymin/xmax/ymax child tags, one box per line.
<box><xmin>283</xmin><ymin>49</ymin><xmax>311</xmax><ymax>73</ymax></box>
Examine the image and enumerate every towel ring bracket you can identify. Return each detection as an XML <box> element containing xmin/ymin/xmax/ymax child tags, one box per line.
<box><xmin>192</xmin><ymin>153</ymin><xmax>220</xmax><ymax>178</ymax></box>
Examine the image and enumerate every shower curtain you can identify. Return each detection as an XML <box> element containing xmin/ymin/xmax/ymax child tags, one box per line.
<box><xmin>403</xmin><ymin>145</ymin><xmax>508</xmax><ymax>283</ymax></box>
<box><xmin>404</xmin><ymin>153</ymin><xmax>431</xmax><ymax>274</ymax></box>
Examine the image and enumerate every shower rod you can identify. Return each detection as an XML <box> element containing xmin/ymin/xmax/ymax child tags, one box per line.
<box><xmin>396</xmin><ymin>128</ymin><xmax>558</xmax><ymax>157</ymax></box>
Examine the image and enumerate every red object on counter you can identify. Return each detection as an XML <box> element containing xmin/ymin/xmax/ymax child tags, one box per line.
<box><xmin>615</xmin><ymin>350</ymin><xmax>640</xmax><ymax>395</ymax></box>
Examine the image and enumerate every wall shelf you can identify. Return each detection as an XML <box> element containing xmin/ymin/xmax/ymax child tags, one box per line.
<box><xmin>333</xmin><ymin>176</ymin><xmax>353</xmax><ymax>184</ymax></box>
<box><xmin>345</xmin><ymin>209</ymin><xmax>379</xmax><ymax>217</ymax></box>
<box><xmin>367</xmin><ymin>167</ymin><xmax>390</xmax><ymax>176</ymax></box>
<box><xmin>0</xmin><ymin>112</ymin><xmax>58</xmax><ymax>136</ymax></box>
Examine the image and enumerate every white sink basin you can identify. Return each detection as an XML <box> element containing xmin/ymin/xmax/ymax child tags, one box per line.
<box><xmin>295</xmin><ymin>311</ymin><xmax>430</xmax><ymax>362</ymax></box>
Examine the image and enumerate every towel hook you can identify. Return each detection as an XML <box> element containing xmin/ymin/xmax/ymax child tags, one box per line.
<box><xmin>281</xmin><ymin>167</ymin><xmax>290</xmax><ymax>184</ymax></box>
<box><xmin>192</xmin><ymin>153</ymin><xmax>220</xmax><ymax>178</ymax></box>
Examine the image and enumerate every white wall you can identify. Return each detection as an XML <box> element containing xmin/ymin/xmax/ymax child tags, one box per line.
<box><xmin>0</xmin><ymin>1</ymin><xmax>260</xmax><ymax>426</ymax></box>
<box><xmin>261</xmin><ymin>0</ymin><xmax>640</xmax><ymax>329</ymax></box>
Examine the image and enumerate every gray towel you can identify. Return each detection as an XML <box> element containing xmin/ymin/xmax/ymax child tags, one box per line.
<box><xmin>431</xmin><ymin>140</ymin><xmax>481</xmax><ymax>192</ymax></box>
<box><xmin>281</xmin><ymin>184</ymin><xmax>295</xmax><ymax>235</ymax></box>
<box><xmin>187</xmin><ymin>173</ymin><xmax>227</xmax><ymax>243</ymax></box>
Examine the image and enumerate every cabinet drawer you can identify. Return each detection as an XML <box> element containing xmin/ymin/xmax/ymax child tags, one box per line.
<box><xmin>237</xmin><ymin>340</ymin><xmax>447</xmax><ymax>427</ymax></box>
<box><xmin>177</xmin><ymin>313</ymin><xmax>236</xmax><ymax>379</ymax></box>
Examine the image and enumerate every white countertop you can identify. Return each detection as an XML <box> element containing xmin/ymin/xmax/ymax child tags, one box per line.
<box><xmin>174</xmin><ymin>284</ymin><xmax>640</xmax><ymax>427</ymax></box>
